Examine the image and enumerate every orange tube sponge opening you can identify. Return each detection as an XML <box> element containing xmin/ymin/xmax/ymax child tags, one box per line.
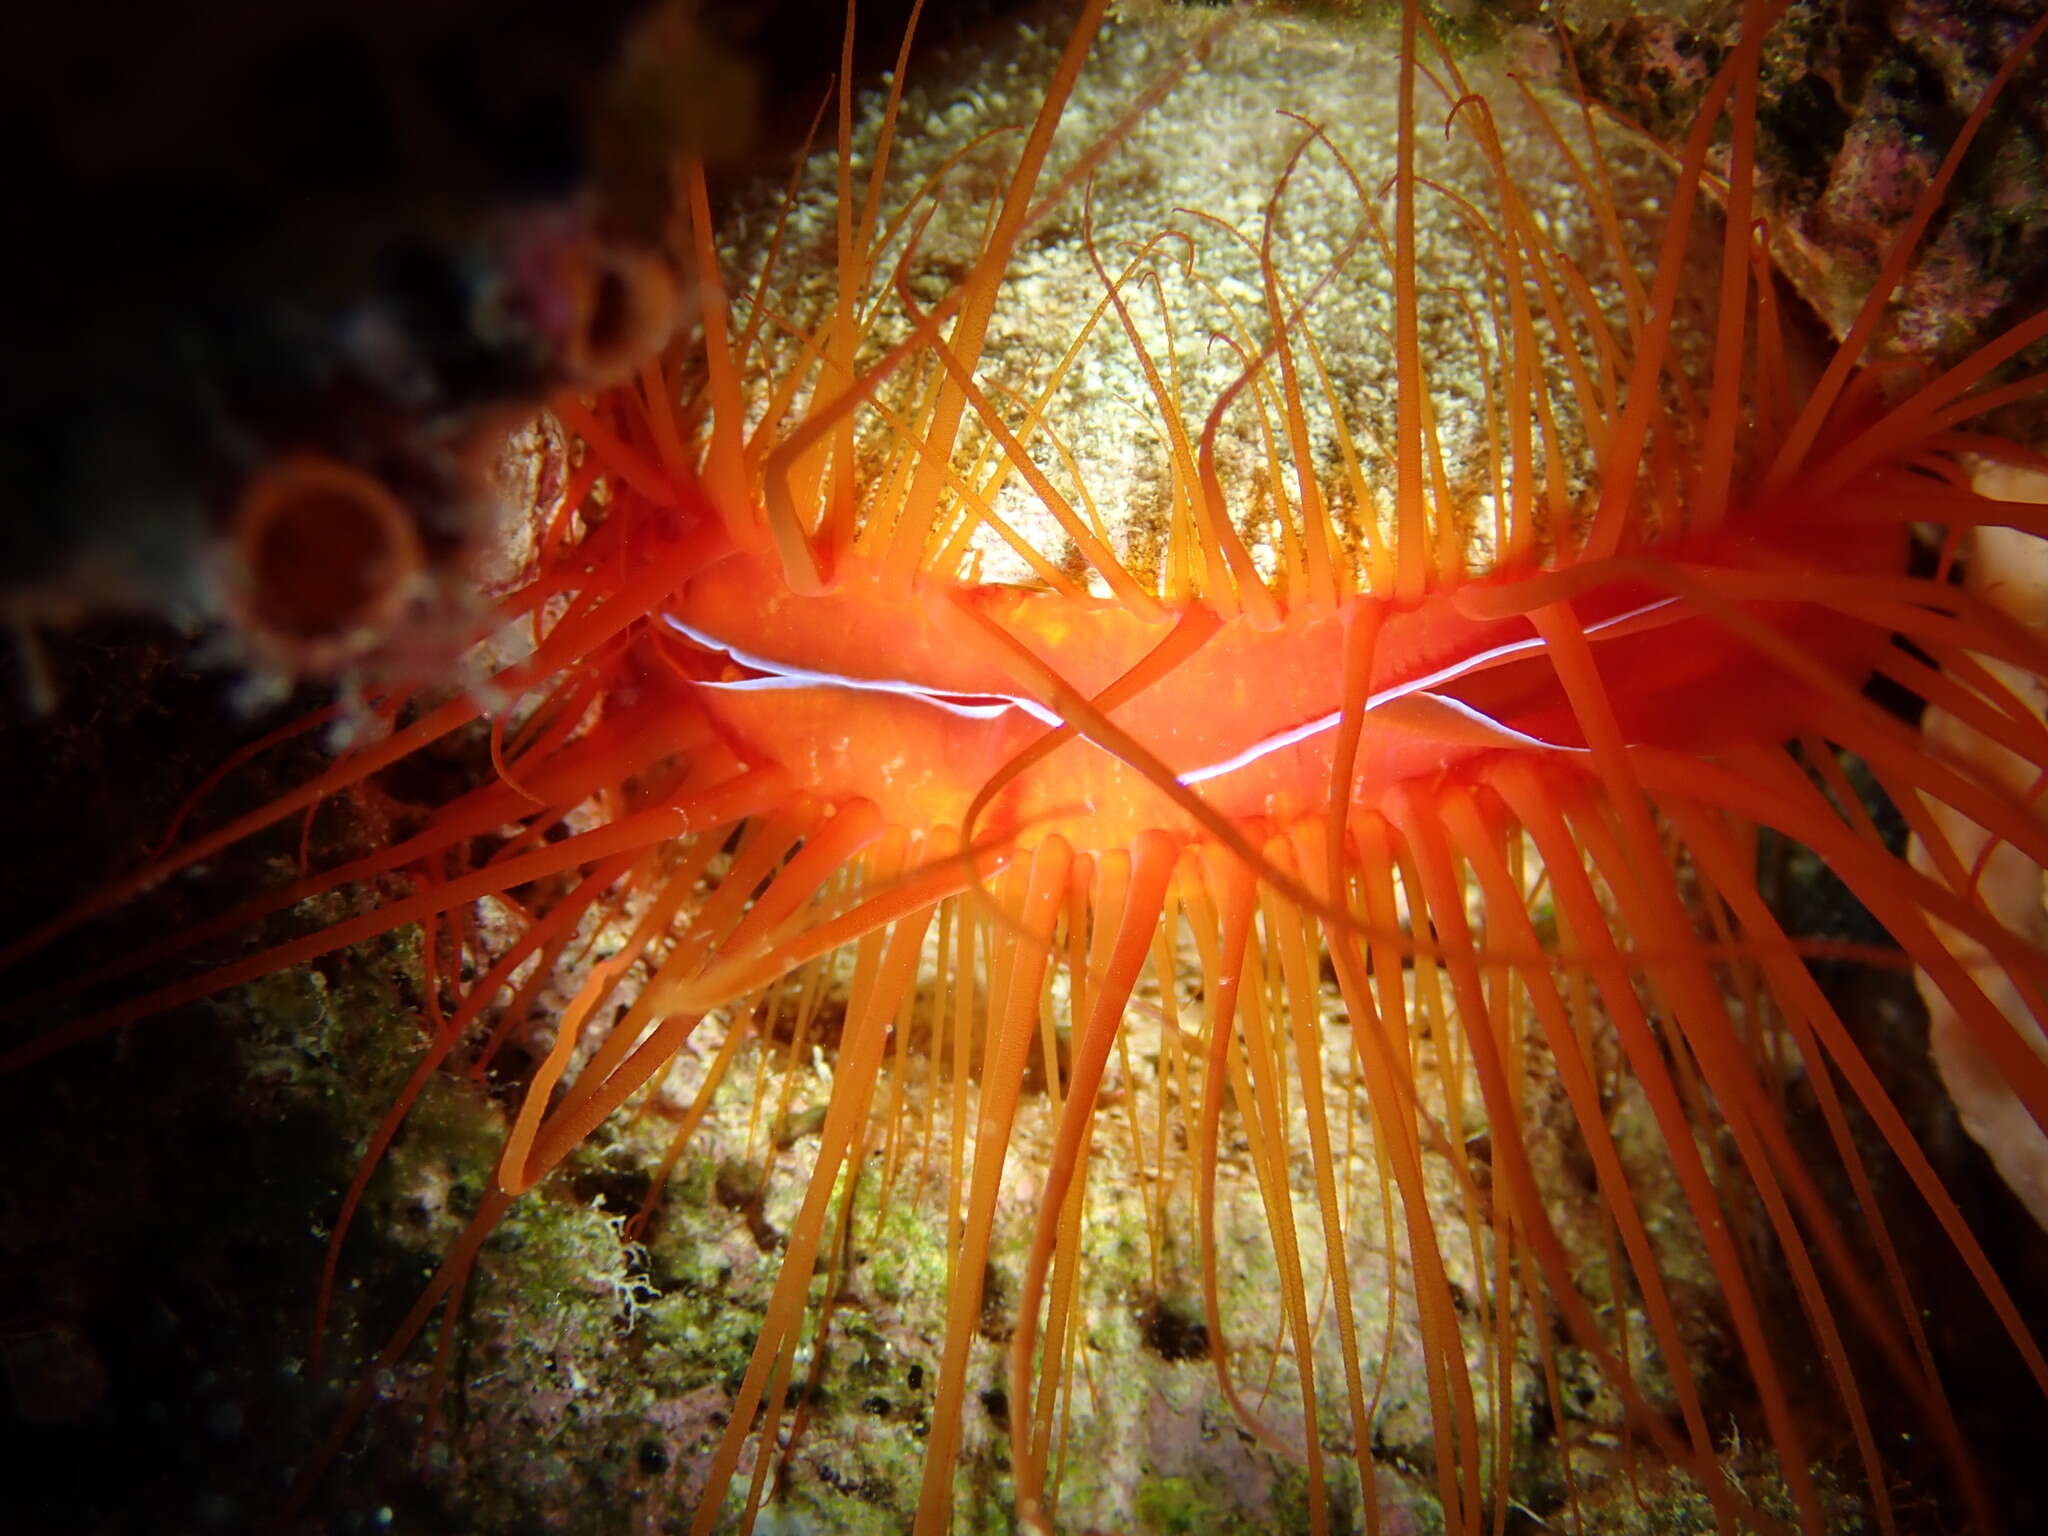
<box><xmin>229</xmin><ymin>454</ymin><xmax>423</xmax><ymax>660</ymax></box>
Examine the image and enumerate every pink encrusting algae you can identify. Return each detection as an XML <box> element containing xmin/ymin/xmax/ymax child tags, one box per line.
<box><xmin>9</xmin><ymin>0</ymin><xmax>2048</xmax><ymax>1530</ymax></box>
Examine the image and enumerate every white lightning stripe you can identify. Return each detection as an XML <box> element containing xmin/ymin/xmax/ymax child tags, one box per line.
<box><xmin>1176</xmin><ymin>710</ymin><xmax>1347</xmax><ymax>784</ymax></box>
<box><xmin>666</xmin><ymin>594</ymin><xmax>1683</xmax><ymax>788</ymax></box>
<box><xmin>1398</xmin><ymin>693</ymin><xmax>1591</xmax><ymax>754</ymax></box>
<box><xmin>1177</xmin><ymin>597</ymin><xmax>1681</xmax><ymax>784</ymax></box>
<box><xmin>662</xmin><ymin>614</ymin><xmax>1065</xmax><ymax>726</ymax></box>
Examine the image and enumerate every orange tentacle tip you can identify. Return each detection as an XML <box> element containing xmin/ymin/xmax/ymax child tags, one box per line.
<box><xmin>10</xmin><ymin>1</ymin><xmax>2048</xmax><ymax>1532</ymax></box>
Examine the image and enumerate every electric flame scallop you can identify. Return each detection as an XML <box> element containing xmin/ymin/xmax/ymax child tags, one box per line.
<box><xmin>12</xmin><ymin>0</ymin><xmax>2048</xmax><ymax>1531</ymax></box>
